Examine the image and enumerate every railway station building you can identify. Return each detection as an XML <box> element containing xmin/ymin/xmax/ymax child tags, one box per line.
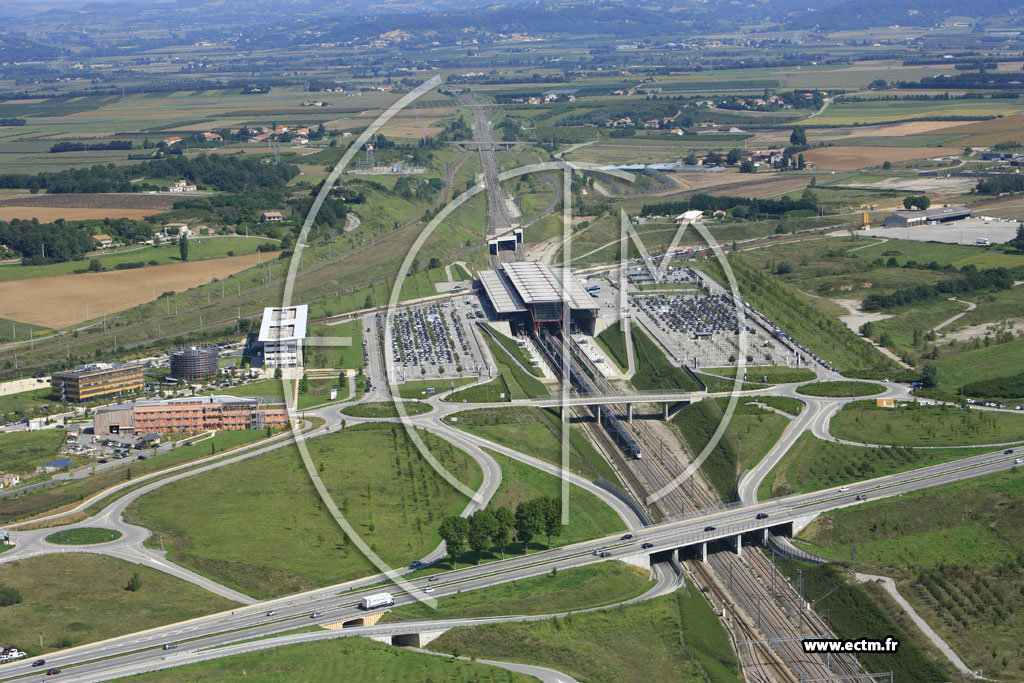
<box><xmin>477</xmin><ymin>261</ymin><xmax>598</xmax><ymax>335</ymax></box>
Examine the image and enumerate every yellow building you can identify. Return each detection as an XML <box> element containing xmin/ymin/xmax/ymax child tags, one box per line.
<box><xmin>51</xmin><ymin>363</ymin><xmax>145</xmax><ymax>402</ymax></box>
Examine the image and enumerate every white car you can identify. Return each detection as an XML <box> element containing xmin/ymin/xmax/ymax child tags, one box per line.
<box><xmin>423</xmin><ymin>587</ymin><xmax>435</xmax><ymax>593</ymax></box>
<box><xmin>838</xmin><ymin>486</ymin><xmax>850</xmax><ymax>493</ymax></box>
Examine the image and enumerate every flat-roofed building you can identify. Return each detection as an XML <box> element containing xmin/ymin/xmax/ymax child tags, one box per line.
<box><xmin>257</xmin><ymin>305</ymin><xmax>308</xmax><ymax>368</ymax></box>
<box><xmin>884</xmin><ymin>205</ymin><xmax>971</xmax><ymax>228</ymax></box>
<box><xmin>477</xmin><ymin>261</ymin><xmax>598</xmax><ymax>334</ymax></box>
<box><xmin>93</xmin><ymin>396</ymin><xmax>289</xmax><ymax>435</ymax></box>
<box><xmin>51</xmin><ymin>363</ymin><xmax>145</xmax><ymax>402</ymax></box>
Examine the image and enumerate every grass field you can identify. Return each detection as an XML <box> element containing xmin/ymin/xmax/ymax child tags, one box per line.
<box><xmin>449</xmin><ymin>334</ymin><xmax>549</xmax><ymax>401</ymax></box>
<box><xmin>0</xmin><ymin>553</ymin><xmax>238</xmax><ymax>655</ymax></box>
<box><xmin>431</xmin><ymin>585</ymin><xmax>740</xmax><ymax>683</ymax></box>
<box><xmin>445</xmin><ymin>377</ymin><xmax>514</xmax><ymax>403</ymax></box>
<box><xmin>341</xmin><ymin>401</ymin><xmax>432</xmax><ymax>418</ymax></box>
<box><xmin>594</xmin><ymin>321</ymin><xmax>629</xmax><ymax>373</ymax></box>
<box><xmin>481</xmin><ymin>324</ymin><xmax>543</xmax><ymax>377</ymax></box>
<box><xmin>797</xmin><ymin>381</ymin><xmax>885</xmax><ymax>397</ymax></box>
<box><xmin>630</xmin><ymin>326</ymin><xmax>702</xmax><ymax>392</ymax></box>
<box><xmin>795</xmin><ymin>468</ymin><xmax>1024</xmax><ymax>677</ymax></box>
<box><xmin>931</xmin><ymin>339</ymin><xmax>1024</xmax><ymax>397</ymax></box>
<box><xmin>831</xmin><ymin>401</ymin><xmax>1024</xmax><ymax>446</ymax></box>
<box><xmin>0</xmin><ymin>429</ymin><xmax>280</xmax><ymax>522</ymax></box>
<box><xmin>43</xmin><ymin>528</ymin><xmax>122</xmax><ymax>545</ymax></box>
<box><xmin>0</xmin><ymin>236</ymin><xmax>278</xmax><ymax>283</ymax></box>
<box><xmin>448</xmin><ymin>407</ymin><xmax>620</xmax><ymax>484</ymax></box>
<box><xmin>391</xmin><ymin>562</ymin><xmax>648</xmax><ymax>621</ymax></box>
<box><xmin>125</xmin><ymin>424</ymin><xmax>481</xmax><ymax>598</ymax></box>
<box><xmin>805</xmin><ymin>100</ymin><xmax>1023</xmax><ymax>126</ymax></box>
<box><xmin>306</xmin><ymin>320</ymin><xmax>364</xmax><ymax>370</ymax></box>
<box><xmin>0</xmin><ymin>429</ymin><xmax>66</xmax><ymax>476</ymax></box>
<box><xmin>392</xmin><ymin>377</ymin><xmax>477</xmax><ymax>399</ymax></box>
<box><xmin>126</xmin><ymin>637</ymin><xmax>529</xmax><ymax>683</ymax></box>
<box><xmin>758</xmin><ymin>433</ymin><xmax>994</xmax><ymax>499</ymax></box>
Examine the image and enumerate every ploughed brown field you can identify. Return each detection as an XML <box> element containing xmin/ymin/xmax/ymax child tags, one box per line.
<box><xmin>802</xmin><ymin>146</ymin><xmax>950</xmax><ymax>171</ymax></box>
<box><xmin>0</xmin><ymin>193</ymin><xmax>181</xmax><ymax>221</ymax></box>
<box><xmin>0</xmin><ymin>252</ymin><xmax>277</xmax><ymax>329</ymax></box>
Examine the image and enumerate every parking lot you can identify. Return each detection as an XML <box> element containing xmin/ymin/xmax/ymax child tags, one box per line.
<box><xmin>387</xmin><ymin>299</ymin><xmax>486</xmax><ymax>382</ymax></box>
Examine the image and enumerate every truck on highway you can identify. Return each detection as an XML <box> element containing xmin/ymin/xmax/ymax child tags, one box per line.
<box><xmin>360</xmin><ymin>592</ymin><xmax>396</xmax><ymax>610</ymax></box>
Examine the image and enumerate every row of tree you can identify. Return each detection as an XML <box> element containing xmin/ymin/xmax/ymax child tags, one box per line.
<box><xmin>438</xmin><ymin>496</ymin><xmax>563</xmax><ymax>568</ymax></box>
<box><xmin>861</xmin><ymin>267</ymin><xmax>1016</xmax><ymax>311</ymax></box>
<box><xmin>640</xmin><ymin>190</ymin><xmax>818</xmax><ymax>219</ymax></box>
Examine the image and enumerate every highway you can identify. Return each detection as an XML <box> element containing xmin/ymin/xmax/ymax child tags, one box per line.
<box><xmin>1</xmin><ymin>440</ymin><xmax>1018</xmax><ymax>681</ymax></box>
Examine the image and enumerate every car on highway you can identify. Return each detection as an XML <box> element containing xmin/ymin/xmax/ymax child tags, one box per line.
<box><xmin>1015</xmin><ymin>458</ymin><xmax>1023</xmax><ymax>465</ymax></box>
<box><xmin>621</xmin><ymin>533</ymin><xmax>633</xmax><ymax>540</ymax></box>
<box><xmin>855</xmin><ymin>494</ymin><xmax>867</xmax><ymax>501</ymax></box>
<box><xmin>162</xmin><ymin>644</ymin><xmax>177</xmax><ymax>651</ymax></box>
<box><xmin>838</xmin><ymin>486</ymin><xmax>849</xmax><ymax>493</ymax></box>
<box><xmin>266</xmin><ymin>610</ymin><xmax>278</xmax><ymax>617</ymax></box>
<box><xmin>599</xmin><ymin>551</ymin><xmax>611</xmax><ymax>557</ymax></box>
<box><xmin>704</xmin><ymin>525</ymin><xmax>716</xmax><ymax>532</ymax></box>
<box><xmin>1005</xmin><ymin>449</ymin><xmax>1015</xmax><ymax>455</ymax></box>
<box><xmin>137</xmin><ymin>455</ymin><xmax>147</xmax><ymax>460</ymax></box>
<box><xmin>424</xmin><ymin>587</ymin><xmax>435</xmax><ymax>593</ymax></box>
<box><xmin>428</xmin><ymin>576</ymin><xmax>439</xmax><ymax>582</ymax></box>
<box><xmin>755</xmin><ymin>513</ymin><xmax>769</xmax><ymax>520</ymax></box>
<box><xmin>97</xmin><ymin>458</ymin><xmax>108</xmax><ymax>464</ymax></box>
<box><xmin>32</xmin><ymin>659</ymin><xmax>45</xmax><ymax>667</ymax></box>
<box><xmin>310</xmin><ymin>611</ymin><xmax>324</xmax><ymax>618</ymax></box>
<box><xmin>641</xmin><ymin>542</ymin><xmax>654</xmax><ymax>549</ymax></box>
<box><xmin>46</xmin><ymin>670</ymin><xmax>61</xmax><ymax>676</ymax></box>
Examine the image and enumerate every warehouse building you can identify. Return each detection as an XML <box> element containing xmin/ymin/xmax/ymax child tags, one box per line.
<box><xmin>93</xmin><ymin>396</ymin><xmax>289</xmax><ymax>435</ymax></box>
<box><xmin>257</xmin><ymin>305</ymin><xmax>308</xmax><ymax>368</ymax></box>
<box><xmin>883</xmin><ymin>205</ymin><xmax>971</xmax><ymax>228</ymax></box>
<box><xmin>51</xmin><ymin>363</ymin><xmax>145</xmax><ymax>402</ymax></box>
<box><xmin>478</xmin><ymin>261</ymin><xmax>599</xmax><ymax>335</ymax></box>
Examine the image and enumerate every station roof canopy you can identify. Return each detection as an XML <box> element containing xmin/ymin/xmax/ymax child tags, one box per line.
<box><xmin>480</xmin><ymin>261</ymin><xmax>599</xmax><ymax>314</ymax></box>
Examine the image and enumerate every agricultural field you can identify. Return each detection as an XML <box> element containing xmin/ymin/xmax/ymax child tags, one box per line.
<box><xmin>796</xmin><ymin>468</ymin><xmax>1024</xmax><ymax>678</ymax></box>
<box><xmin>0</xmin><ymin>250</ymin><xmax>278</xmax><ymax>328</ymax></box>
<box><xmin>801</xmin><ymin>146</ymin><xmax>953</xmax><ymax>171</ymax></box>
<box><xmin>805</xmin><ymin>100</ymin><xmax>1023</xmax><ymax>126</ymax></box>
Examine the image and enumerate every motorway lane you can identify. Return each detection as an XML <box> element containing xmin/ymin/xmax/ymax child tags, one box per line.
<box><xmin>3</xmin><ymin>445</ymin><xmax>1019</xmax><ymax>682</ymax></box>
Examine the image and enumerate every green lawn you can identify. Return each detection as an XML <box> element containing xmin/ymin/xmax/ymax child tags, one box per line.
<box><xmin>124</xmin><ymin>637</ymin><xmax>529</xmax><ymax>683</ymax></box>
<box><xmin>704</xmin><ymin>366</ymin><xmax>817</xmax><ymax>384</ymax></box>
<box><xmin>830</xmin><ymin>401</ymin><xmax>1024</xmax><ymax>446</ymax></box>
<box><xmin>630</xmin><ymin>326</ymin><xmax>702</xmax><ymax>392</ymax></box>
<box><xmin>795</xmin><ymin>468</ymin><xmax>1024</xmax><ymax>678</ymax></box>
<box><xmin>594</xmin><ymin>321</ymin><xmax>629</xmax><ymax>373</ymax></box>
<box><xmin>341</xmin><ymin>401</ymin><xmax>432</xmax><ymax>418</ymax></box>
<box><xmin>215</xmin><ymin>379</ymin><xmax>286</xmax><ymax>401</ymax></box>
<box><xmin>480</xmin><ymin>333</ymin><xmax>549</xmax><ymax>399</ymax></box>
<box><xmin>446</xmin><ymin>377</ymin><xmax>514</xmax><ymax>403</ymax></box>
<box><xmin>44</xmin><ymin>528</ymin><xmax>122</xmax><ymax>545</ymax></box>
<box><xmin>0</xmin><ymin>429</ymin><xmax>281</xmax><ymax>522</ymax></box>
<box><xmin>796</xmin><ymin>381</ymin><xmax>885</xmax><ymax>397</ymax></box>
<box><xmin>0</xmin><ymin>429</ymin><xmax>67</xmax><ymax>475</ymax></box>
<box><xmin>932</xmin><ymin>339</ymin><xmax>1024</xmax><ymax>397</ymax></box>
<box><xmin>448</xmin><ymin>407</ymin><xmax>620</xmax><ymax>483</ymax></box>
<box><xmin>450</xmin><ymin>263</ymin><xmax>472</xmax><ymax>280</ymax></box>
<box><xmin>306</xmin><ymin>320</ymin><xmax>364</xmax><ymax>370</ymax></box>
<box><xmin>392</xmin><ymin>377</ymin><xmax>476</xmax><ymax>399</ymax></box>
<box><xmin>296</xmin><ymin>376</ymin><xmax>349</xmax><ymax>409</ymax></box>
<box><xmin>125</xmin><ymin>424</ymin><xmax>481</xmax><ymax>598</ymax></box>
<box><xmin>758</xmin><ymin>433</ymin><xmax>995</xmax><ymax>499</ymax></box>
<box><xmin>392</xmin><ymin>562</ymin><xmax>648</xmax><ymax>621</ymax></box>
<box><xmin>431</xmin><ymin>585</ymin><xmax>740</xmax><ymax>683</ymax></box>
<box><xmin>482</xmin><ymin>324</ymin><xmax>543</xmax><ymax>377</ymax></box>
<box><xmin>0</xmin><ymin>553</ymin><xmax>238</xmax><ymax>656</ymax></box>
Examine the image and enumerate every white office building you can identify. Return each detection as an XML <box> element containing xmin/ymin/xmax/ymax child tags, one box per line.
<box><xmin>257</xmin><ymin>305</ymin><xmax>308</xmax><ymax>368</ymax></box>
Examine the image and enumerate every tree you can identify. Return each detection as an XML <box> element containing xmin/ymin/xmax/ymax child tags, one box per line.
<box><xmin>492</xmin><ymin>507</ymin><xmax>514</xmax><ymax>559</ymax></box>
<box><xmin>882</xmin><ymin>160</ymin><xmax>892</xmax><ymax>170</ymax></box>
<box><xmin>438</xmin><ymin>516</ymin><xmax>469</xmax><ymax>569</ymax></box>
<box><xmin>537</xmin><ymin>496</ymin><xmax>562</xmax><ymax>549</ymax></box>
<box><xmin>87</xmin><ymin>258</ymin><xmax>102</xmax><ymax>272</ymax></box>
<box><xmin>274</xmin><ymin>367</ymin><xmax>283</xmax><ymax>379</ymax></box>
<box><xmin>797</xmin><ymin>153</ymin><xmax>806</xmax><ymax>170</ymax></box>
<box><xmin>298</xmin><ymin>373</ymin><xmax>309</xmax><ymax>395</ymax></box>
<box><xmin>739</xmin><ymin>159</ymin><xmax>756</xmax><ymax>173</ymax></box>
<box><xmin>514</xmin><ymin>500</ymin><xmax>543</xmax><ymax>552</ymax></box>
<box><xmin>684</xmin><ymin>152</ymin><xmax>698</xmax><ymax>166</ymax></box>
<box><xmin>178</xmin><ymin>234</ymin><xmax>189</xmax><ymax>261</ymax></box>
<box><xmin>869</xmin><ymin>78</ymin><xmax>887</xmax><ymax>90</ymax></box>
<box><xmin>921</xmin><ymin>363</ymin><xmax>939</xmax><ymax>389</ymax></box>
<box><xmin>125</xmin><ymin>572</ymin><xmax>142</xmax><ymax>592</ymax></box>
<box><xmin>726</xmin><ymin>148</ymin><xmax>742</xmax><ymax>165</ymax></box>
<box><xmin>903</xmin><ymin>195</ymin><xmax>930</xmax><ymax>210</ymax></box>
<box><xmin>789</xmin><ymin>126</ymin><xmax>807</xmax><ymax>147</ymax></box>
<box><xmin>775</xmin><ymin>262</ymin><xmax>793</xmax><ymax>275</ymax></box>
<box><xmin>468</xmin><ymin>509</ymin><xmax>496</xmax><ymax>564</ymax></box>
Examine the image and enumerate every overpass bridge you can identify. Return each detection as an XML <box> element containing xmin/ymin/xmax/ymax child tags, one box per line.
<box><xmin>484</xmin><ymin>388</ymin><xmax>769</xmax><ymax>419</ymax></box>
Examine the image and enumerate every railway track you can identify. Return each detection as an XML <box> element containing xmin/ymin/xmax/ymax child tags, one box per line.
<box><xmin>536</xmin><ymin>330</ymin><xmax>868</xmax><ymax>681</ymax></box>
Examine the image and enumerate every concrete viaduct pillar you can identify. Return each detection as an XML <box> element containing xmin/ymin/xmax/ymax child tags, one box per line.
<box><xmin>663</xmin><ymin>403</ymin><xmax>669</xmax><ymax>420</ymax></box>
<box><xmin>627</xmin><ymin>404</ymin><xmax>633</xmax><ymax>423</ymax></box>
<box><xmin>733</xmin><ymin>534</ymin><xmax>742</xmax><ymax>556</ymax></box>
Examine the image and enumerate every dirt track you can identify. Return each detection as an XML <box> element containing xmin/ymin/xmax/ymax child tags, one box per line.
<box><xmin>0</xmin><ymin>252</ymin><xmax>277</xmax><ymax>329</ymax></box>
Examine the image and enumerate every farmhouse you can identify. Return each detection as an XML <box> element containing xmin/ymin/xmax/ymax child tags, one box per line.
<box><xmin>91</xmin><ymin>234</ymin><xmax>113</xmax><ymax>249</ymax></box>
<box><xmin>168</xmin><ymin>179</ymin><xmax>197</xmax><ymax>193</ymax></box>
<box><xmin>883</xmin><ymin>205</ymin><xmax>971</xmax><ymax>228</ymax></box>
<box><xmin>261</xmin><ymin>210</ymin><xmax>284</xmax><ymax>222</ymax></box>
<box><xmin>0</xmin><ymin>473</ymin><xmax>20</xmax><ymax>488</ymax></box>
